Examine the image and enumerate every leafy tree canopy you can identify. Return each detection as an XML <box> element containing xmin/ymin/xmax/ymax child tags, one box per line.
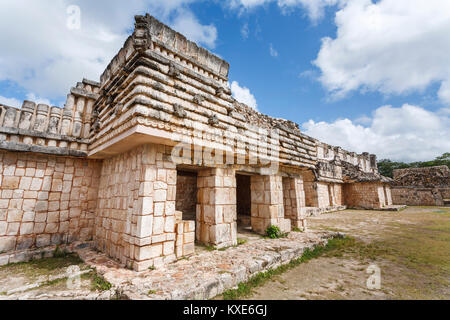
<box><xmin>377</xmin><ymin>153</ymin><xmax>450</xmax><ymax>178</ymax></box>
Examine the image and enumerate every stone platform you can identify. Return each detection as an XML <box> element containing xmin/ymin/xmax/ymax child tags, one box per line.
<box><xmin>76</xmin><ymin>230</ymin><xmax>340</xmax><ymax>300</ymax></box>
<box><xmin>375</xmin><ymin>205</ymin><xmax>407</xmax><ymax>212</ymax></box>
<box><xmin>302</xmin><ymin>206</ymin><xmax>347</xmax><ymax>217</ymax></box>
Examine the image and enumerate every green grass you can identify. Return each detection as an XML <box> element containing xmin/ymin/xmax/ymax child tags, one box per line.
<box><xmin>237</xmin><ymin>238</ymin><xmax>248</xmax><ymax>246</ymax></box>
<box><xmin>88</xmin><ymin>270</ymin><xmax>112</xmax><ymax>292</ymax></box>
<box><xmin>0</xmin><ymin>253</ymin><xmax>84</xmax><ymax>281</ymax></box>
<box><xmin>221</xmin><ymin>235</ymin><xmax>354</xmax><ymax>300</ymax></box>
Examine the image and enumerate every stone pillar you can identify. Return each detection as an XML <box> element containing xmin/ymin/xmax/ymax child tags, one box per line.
<box><xmin>282</xmin><ymin>177</ymin><xmax>307</xmax><ymax>231</ymax></box>
<box><xmin>251</xmin><ymin>175</ymin><xmax>290</xmax><ymax>235</ymax></box>
<box><xmin>18</xmin><ymin>101</ymin><xmax>35</xmax><ymax>130</ymax></box>
<box><xmin>48</xmin><ymin>107</ymin><xmax>62</xmax><ymax>135</ymax></box>
<box><xmin>61</xmin><ymin>111</ymin><xmax>72</xmax><ymax>136</ymax></box>
<box><xmin>196</xmin><ymin>168</ymin><xmax>237</xmax><ymax>249</ymax></box>
<box><xmin>131</xmin><ymin>144</ymin><xmax>178</xmax><ymax>271</ymax></box>
<box><xmin>33</xmin><ymin>104</ymin><xmax>49</xmax><ymax>132</ymax></box>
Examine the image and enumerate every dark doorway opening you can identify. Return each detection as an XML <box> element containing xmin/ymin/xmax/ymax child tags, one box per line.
<box><xmin>236</xmin><ymin>174</ymin><xmax>251</xmax><ymax>229</ymax></box>
<box><xmin>176</xmin><ymin>170</ymin><xmax>198</xmax><ymax>221</ymax></box>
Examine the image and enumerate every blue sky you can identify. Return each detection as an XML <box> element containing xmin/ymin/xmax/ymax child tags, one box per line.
<box><xmin>0</xmin><ymin>0</ymin><xmax>449</xmax><ymax>162</ymax></box>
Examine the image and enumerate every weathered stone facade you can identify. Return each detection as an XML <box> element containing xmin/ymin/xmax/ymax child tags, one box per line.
<box><xmin>392</xmin><ymin>166</ymin><xmax>450</xmax><ymax>206</ymax></box>
<box><xmin>0</xmin><ymin>14</ymin><xmax>392</xmax><ymax>270</ymax></box>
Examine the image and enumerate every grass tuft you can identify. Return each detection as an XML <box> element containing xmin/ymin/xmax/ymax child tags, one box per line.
<box><xmin>222</xmin><ymin>235</ymin><xmax>354</xmax><ymax>300</ymax></box>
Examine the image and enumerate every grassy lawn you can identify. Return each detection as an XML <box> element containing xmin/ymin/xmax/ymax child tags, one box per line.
<box><xmin>222</xmin><ymin>207</ymin><xmax>450</xmax><ymax>300</ymax></box>
<box><xmin>0</xmin><ymin>249</ymin><xmax>111</xmax><ymax>297</ymax></box>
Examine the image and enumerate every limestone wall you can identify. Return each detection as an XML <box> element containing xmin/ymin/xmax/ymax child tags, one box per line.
<box><xmin>393</xmin><ymin>166</ymin><xmax>449</xmax><ymax>187</ymax></box>
<box><xmin>282</xmin><ymin>177</ymin><xmax>306</xmax><ymax>229</ymax></box>
<box><xmin>95</xmin><ymin>144</ymin><xmax>182</xmax><ymax>271</ymax></box>
<box><xmin>391</xmin><ymin>166</ymin><xmax>449</xmax><ymax>206</ymax></box>
<box><xmin>196</xmin><ymin>168</ymin><xmax>237</xmax><ymax>248</ymax></box>
<box><xmin>392</xmin><ymin>187</ymin><xmax>449</xmax><ymax>206</ymax></box>
<box><xmin>343</xmin><ymin>182</ymin><xmax>391</xmax><ymax>209</ymax></box>
<box><xmin>0</xmin><ymin>151</ymin><xmax>101</xmax><ymax>259</ymax></box>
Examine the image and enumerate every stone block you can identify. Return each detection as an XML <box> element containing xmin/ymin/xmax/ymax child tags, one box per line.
<box><xmin>7</xmin><ymin>223</ymin><xmax>20</xmax><ymax>236</ymax></box>
<box><xmin>183</xmin><ymin>243</ymin><xmax>195</xmax><ymax>256</ymax></box>
<box><xmin>153</xmin><ymin>216</ymin><xmax>164</xmax><ymax>235</ymax></box>
<box><xmin>184</xmin><ymin>220</ymin><xmax>195</xmax><ymax>233</ymax></box>
<box><xmin>20</xmin><ymin>223</ymin><xmax>34</xmax><ymax>235</ymax></box>
<box><xmin>165</xmin><ymin>216</ymin><xmax>175</xmax><ymax>233</ymax></box>
<box><xmin>163</xmin><ymin>241</ymin><xmax>175</xmax><ymax>256</ymax></box>
<box><xmin>184</xmin><ymin>232</ymin><xmax>195</xmax><ymax>244</ymax></box>
<box><xmin>7</xmin><ymin>209</ymin><xmax>22</xmax><ymax>222</ymax></box>
<box><xmin>137</xmin><ymin>215</ymin><xmax>153</xmax><ymax>238</ymax></box>
<box><xmin>2</xmin><ymin>177</ymin><xmax>20</xmax><ymax>189</ymax></box>
<box><xmin>0</xmin><ymin>236</ymin><xmax>16</xmax><ymax>252</ymax></box>
<box><xmin>0</xmin><ymin>222</ymin><xmax>7</xmax><ymax>236</ymax></box>
<box><xmin>136</xmin><ymin>244</ymin><xmax>162</xmax><ymax>261</ymax></box>
<box><xmin>209</xmin><ymin>224</ymin><xmax>231</xmax><ymax>245</ymax></box>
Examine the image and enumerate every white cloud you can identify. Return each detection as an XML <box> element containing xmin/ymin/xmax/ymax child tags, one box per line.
<box><xmin>0</xmin><ymin>0</ymin><xmax>215</xmax><ymax>102</ymax></box>
<box><xmin>228</xmin><ymin>0</ymin><xmax>341</xmax><ymax>22</ymax></box>
<box><xmin>241</xmin><ymin>23</ymin><xmax>250</xmax><ymax>39</ymax></box>
<box><xmin>302</xmin><ymin>104</ymin><xmax>450</xmax><ymax>162</ymax></box>
<box><xmin>0</xmin><ymin>96</ymin><xmax>21</xmax><ymax>108</ymax></box>
<box><xmin>314</xmin><ymin>0</ymin><xmax>450</xmax><ymax>104</ymax></box>
<box><xmin>25</xmin><ymin>93</ymin><xmax>52</xmax><ymax>106</ymax></box>
<box><xmin>277</xmin><ymin>0</ymin><xmax>341</xmax><ymax>21</ymax></box>
<box><xmin>171</xmin><ymin>9</ymin><xmax>217</xmax><ymax>49</ymax></box>
<box><xmin>269</xmin><ymin>43</ymin><xmax>278</xmax><ymax>57</ymax></box>
<box><xmin>230</xmin><ymin>81</ymin><xmax>258</xmax><ymax>110</ymax></box>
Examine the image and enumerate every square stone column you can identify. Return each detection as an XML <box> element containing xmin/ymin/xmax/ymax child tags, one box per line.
<box><xmin>251</xmin><ymin>175</ymin><xmax>290</xmax><ymax>234</ymax></box>
<box><xmin>123</xmin><ymin>144</ymin><xmax>178</xmax><ymax>271</ymax></box>
<box><xmin>282</xmin><ymin>177</ymin><xmax>307</xmax><ymax>230</ymax></box>
<box><xmin>196</xmin><ymin>168</ymin><xmax>237</xmax><ymax>249</ymax></box>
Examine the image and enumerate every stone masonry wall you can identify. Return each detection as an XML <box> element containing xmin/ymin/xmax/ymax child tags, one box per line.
<box><xmin>316</xmin><ymin>183</ymin><xmax>331</xmax><ymax>208</ymax></box>
<box><xmin>391</xmin><ymin>187</ymin><xmax>450</xmax><ymax>206</ymax></box>
<box><xmin>251</xmin><ymin>175</ymin><xmax>291</xmax><ymax>234</ymax></box>
<box><xmin>0</xmin><ymin>151</ymin><xmax>101</xmax><ymax>256</ymax></box>
<box><xmin>282</xmin><ymin>177</ymin><xmax>307</xmax><ymax>230</ymax></box>
<box><xmin>196</xmin><ymin>168</ymin><xmax>237</xmax><ymax>248</ymax></box>
<box><xmin>344</xmin><ymin>182</ymin><xmax>388</xmax><ymax>209</ymax></box>
<box><xmin>303</xmin><ymin>170</ymin><xmax>318</xmax><ymax>207</ymax></box>
<box><xmin>392</xmin><ymin>166</ymin><xmax>449</xmax><ymax>206</ymax></box>
<box><xmin>95</xmin><ymin>144</ymin><xmax>180</xmax><ymax>271</ymax></box>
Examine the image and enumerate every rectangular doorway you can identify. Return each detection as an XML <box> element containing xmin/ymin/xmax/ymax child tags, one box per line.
<box><xmin>236</xmin><ymin>174</ymin><xmax>251</xmax><ymax>231</ymax></box>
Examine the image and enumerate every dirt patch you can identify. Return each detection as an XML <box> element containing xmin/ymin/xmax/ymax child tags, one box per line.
<box><xmin>247</xmin><ymin>207</ymin><xmax>450</xmax><ymax>300</ymax></box>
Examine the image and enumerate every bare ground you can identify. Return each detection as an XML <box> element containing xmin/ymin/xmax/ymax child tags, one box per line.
<box><xmin>248</xmin><ymin>207</ymin><xmax>450</xmax><ymax>300</ymax></box>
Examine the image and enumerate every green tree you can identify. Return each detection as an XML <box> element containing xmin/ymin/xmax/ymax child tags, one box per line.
<box><xmin>377</xmin><ymin>153</ymin><xmax>450</xmax><ymax>178</ymax></box>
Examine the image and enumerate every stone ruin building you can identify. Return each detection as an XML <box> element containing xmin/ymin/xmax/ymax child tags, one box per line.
<box><xmin>392</xmin><ymin>166</ymin><xmax>450</xmax><ymax>207</ymax></box>
<box><xmin>0</xmin><ymin>14</ymin><xmax>393</xmax><ymax>271</ymax></box>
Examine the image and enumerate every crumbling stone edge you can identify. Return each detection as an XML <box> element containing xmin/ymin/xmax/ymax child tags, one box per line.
<box><xmin>113</xmin><ymin>231</ymin><xmax>345</xmax><ymax>300</ymax></box>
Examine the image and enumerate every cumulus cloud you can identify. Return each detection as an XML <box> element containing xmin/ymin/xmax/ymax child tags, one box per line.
<box><xmin>0</xmin><ymin>0</ymin><xmax>216</xmax><ymax>102</ymax></box>
<box><xmin>228</xmin><ymin>0</ymin><xmax>341</xmax><ymax>22</ymax></box>
<box><xmin>230</xmin><ymin>81</ymin><xmax>258</xmax><ymax>110</ymax></box>
<box><xmin>302</xmin><ymin>104</ymin><xmax>450</xmax><ymax>162</ymax></box>
<box><xmin>171</xmin><ymin>9</ymin><xmax>217</xmax><ymax>49</ymax></box>
<box><xmin>314</xmin><ymin>0</ymin><xmax>450</xmax><ymax>104</ymax></box>
<box><xmin>0</xmin><ymin>96</ymin><xmax>21</xmax><ymax>108</ymax></box>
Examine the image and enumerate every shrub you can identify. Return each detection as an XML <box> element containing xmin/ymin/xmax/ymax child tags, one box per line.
<box><xmin>266</xmin><ymin>225</ymin><xmax>282</xmax><ymax>239</ymax></box>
